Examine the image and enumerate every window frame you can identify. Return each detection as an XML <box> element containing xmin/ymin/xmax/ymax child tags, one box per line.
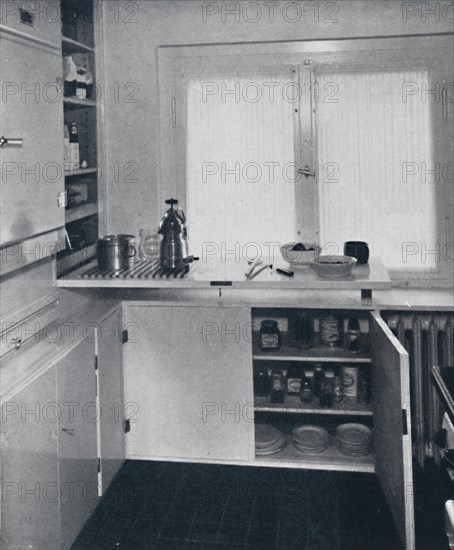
<box><xmin>158</xmin><ymin>36</ymin><xmax>454</xmax><ymax>286</ymax></box>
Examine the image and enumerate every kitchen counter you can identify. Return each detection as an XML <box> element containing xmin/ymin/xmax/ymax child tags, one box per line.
<box><xmin>57</xmin><ymin>256</ymin><xmax>391</xmax><ymax>291</ymax></box>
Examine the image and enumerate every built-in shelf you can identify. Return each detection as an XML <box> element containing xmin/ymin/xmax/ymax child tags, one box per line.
<box><xmin>255</xmin><ymin>438</ymin><xmax>374</xmax><ymax>473</ymax></box>
<box><xmin>64</xmin><ymin>97</ymin><xmax>97</xmax><ymax>108</ymax></box>
<box><xmin>62</xmin><ymin>36</ymin><xmax>94</xmax><ymax>54</ymax></box>
<box><xmin>253</xmin><ymin>339</ymin><xmax>371</xmax><ymax>363</ymax></box>
<box><xmin>65</xmin><ymin>167</ymin><xmax>98</xmax><ymax>177</ymax></box>
<box><xmin>254</xmin><ymin>394</ymin><xmax>372</xmax><ymax>416</ymax></box>
<box><xmin>66</xmin><ymin>203</ymin><xmax>97</xmax><ymax>223</ymax></box>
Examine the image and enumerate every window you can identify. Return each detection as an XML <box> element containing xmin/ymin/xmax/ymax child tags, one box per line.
<box><xmin>159</xmin><ymin>38</ymin><xmax>453</xmax><ymax>283</ymax></box>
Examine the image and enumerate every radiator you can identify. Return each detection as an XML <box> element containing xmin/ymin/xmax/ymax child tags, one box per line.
<box><xmin>385</xmin><ymin>313</ymin><xmax>454</xmax><ymax>467</ymax></box>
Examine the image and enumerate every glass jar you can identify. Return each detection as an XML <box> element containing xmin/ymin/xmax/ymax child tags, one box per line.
<box><xmin>138</xmin><ymin>229</ymin><xmax>160</xmax><ymax>261</ymax></box>
<box><xmin>259</xmin><ymin>320</ymin><xmax>281</xmax><ymax>351</ymax></box>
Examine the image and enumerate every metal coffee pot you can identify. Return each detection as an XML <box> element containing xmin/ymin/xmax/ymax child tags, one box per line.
<box><xmin>158</xmin><ymin>198</ymin><xmax>188</xmax><ymax>268</ymax></box>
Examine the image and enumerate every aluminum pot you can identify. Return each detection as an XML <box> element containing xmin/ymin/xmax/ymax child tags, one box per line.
<box><xmin>97</xmin><ymin>234</ymin><xmax>137</xmax><ymax>271</ymax></box>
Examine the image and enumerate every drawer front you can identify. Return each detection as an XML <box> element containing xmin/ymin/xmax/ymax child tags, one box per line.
<box><xmin>0</xmin><ymin>259</ymin><xmax>58</xmax><ymax>357</ymax></box>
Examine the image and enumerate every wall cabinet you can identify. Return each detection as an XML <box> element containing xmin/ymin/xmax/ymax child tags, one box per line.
<box><xmin>124</xmin><ymin>305</ymin><xmax>254</xmax><ymax>462</ymax></box>
<box><xmin>0</xmin><ymin>31</ymin><xmax>64</xmax><ymax>248</ymax></box>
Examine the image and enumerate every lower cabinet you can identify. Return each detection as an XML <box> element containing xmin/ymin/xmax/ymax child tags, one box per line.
<box><xmin>57</xmin><ymin>335</ymin><xmax>99</xmax><ymax>550</ymax></box>
<box><xmin>0</xmin><ymin>367</ymin><xmax>60</xmax><ymax>550</ymax></box>
<box><xmin>123</xmin><ymin>304</ymin><xmax>254</xmax><ymax>462</ymax></box>
<box><xmin>0</xmin><ymin>307</ymin><xmax>125</xmax><ymax>550</ymax></box>
<box><xmin>97</xmin><ymin>309</ymin><xmax>126</xmax><ymax>492</ymax></box>
<box><xmin>123</xmin><ymin>304</ymin><xmax>415</xmax><ymax>550</ymax></box>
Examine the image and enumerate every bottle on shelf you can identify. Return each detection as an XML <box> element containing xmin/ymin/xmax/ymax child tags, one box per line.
<box><xmin>270</xmin><ymin>368</ymin><xmax>285</xmax><ymax>404</ymax></box>
<box><xmin>68</xmin><ymin>120</ymin><xmax>80</xmax><ymax>171</ymax></box>
<box><xmin>333</xmin><ymin>374</ymin><xmax>343</xmax><ymax>403</ymax></box>
<box><xmin>345</xmin><ymin>316</ymin><xmax>361</xmax><ymax>353</ymax></box>
<box><xmin>299</xmin><ymin>373</ymin><xmax>313</xmax><ymax>403</ymax></box>
<box><xmin>313</xmin><ymin>365</ymin><xmax>325</xmax><ymax>397</ymax></box>
<box><xmin>288</xmin><ymin>311</ymin><xmax>314</xmax><ymax>350</ymax></box>
<box><xmin>254</xmin><ymin>367</ymin><xmax>271</xmax><ymax>397</ymax></box>
<box><xmin>319</xmin><ymin>368</ymin><xmax>334</xmax><ymax>408</ymax></box>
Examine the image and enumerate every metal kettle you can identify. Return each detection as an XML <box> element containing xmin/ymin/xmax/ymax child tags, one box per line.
<box><xmin>158</xmin><ymin>198</ymin><xmax>188</xmax><ymax>268</ymax></box>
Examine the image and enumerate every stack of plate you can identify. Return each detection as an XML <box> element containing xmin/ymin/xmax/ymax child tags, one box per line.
<box><xmin>255</xmin><ymin>424</ymin><xmax>286</xmax><ymax>456</ymax></box>
<box><xmin>336</xmin><ymin>423</ymin><xmax>373</xmax><ymax>456</ymax></box>
<box><xmin>292</xmin><ymin>425</ymin><xmax>329</xmax><ymax>453</ymax></box>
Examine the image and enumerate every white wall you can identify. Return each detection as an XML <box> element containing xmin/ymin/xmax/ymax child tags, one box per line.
<box><xmin>101</xmin><ymin>0</ymin><xmax>453</xmax><ymax>235</ymax></box>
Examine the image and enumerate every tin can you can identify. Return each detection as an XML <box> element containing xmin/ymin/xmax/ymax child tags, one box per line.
<box><xmin>341</xmin><ymin>366</ymin><xmax>358</xmax><ymax>398</ymax></box>
<box><xmin>320</xmin><ymin>315</ymin><xmax>341</xmax><ymax>347</ymax></box>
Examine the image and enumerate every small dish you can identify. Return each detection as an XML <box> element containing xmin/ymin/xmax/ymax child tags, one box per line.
<box><xmin>310</xmin><ymin>255</ymin><xmax>357</xmax><ymax>278</ymax></box>
<box><xmin>280</xmin><ymin>243</ymin><xmax>321</xmax><ymax>266</ymax></box>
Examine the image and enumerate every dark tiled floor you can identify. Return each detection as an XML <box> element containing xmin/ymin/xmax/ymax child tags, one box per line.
<box><xmin>72</xmin><ymin>460</ymin><xmax>410</xmax><ymax>550</ymax></box>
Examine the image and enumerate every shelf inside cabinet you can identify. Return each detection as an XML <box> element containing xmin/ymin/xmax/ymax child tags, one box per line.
<box><xmin>255</xmin><ymin>437</ymin><xmax>374</xmax><ymax>473</ymax></box>
<box><xmin>65</xmin><ymin>167</ymin><xmax>98</xmax><ymax>178</ymax></box>
<box><xmin>64</xmin><ymin>97</ymin><xmax>97</xmax><ymax>108</ymax></box>
<box><xmin>62</xmin><ymin>36</ymin><xmax>95</xmax><ymax>54</ymax></box>
<box><xmin>253</xmin><ymin>339</ymin><xmax>371</xmax><ymax>363</ymax></box>
<box><xmin>254</xmin><ymin>394</ymin><xmax>372</xmax><ymax>416</ymax></box>
<box><xmin>66</xmin><ymin>203</ymin><xmax>97</xmax><ymax>223</ymax></box>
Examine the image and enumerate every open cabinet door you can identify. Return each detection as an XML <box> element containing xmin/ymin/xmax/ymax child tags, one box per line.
<box><xmin>370</xmin><ymin>312</ymin><xmax>415</xmax><ymax>550</ymax></box>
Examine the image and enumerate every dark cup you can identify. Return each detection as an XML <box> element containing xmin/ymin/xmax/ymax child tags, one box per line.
<box><xmin>344</xmin><ymin>241</ymin><xmax>369</xmax><ymax>264</ymax></box>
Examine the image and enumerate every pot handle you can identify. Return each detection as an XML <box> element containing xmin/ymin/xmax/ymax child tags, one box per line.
<box><xmin>127</xmin><ymin>244</ymin><xmax>137</xmax><ymax>258</ymax></box>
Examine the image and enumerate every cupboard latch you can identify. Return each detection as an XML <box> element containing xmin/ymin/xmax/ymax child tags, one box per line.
<box><xmin>402</xmin><ymin>409</ymin><xmax>408</xmax><ymax>435</ymax></box>
<box><xmin>124</xmin><ymin>419</ymin><xmax>131</xmax><ymax>434</ymax></box>
<box><xmin>122</xmin><ymin>329</ymin><xmax>129</xmax><ymax>343</ymax></box>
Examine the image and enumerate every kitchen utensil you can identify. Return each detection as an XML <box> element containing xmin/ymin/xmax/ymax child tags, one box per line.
<box><xmin>158</xmin><ymin>198</ymin><xmax>188</xmax><ymax>268</ymax></box>
<box><xmin>280</xmin><ymin>242</ymin><xmax>321</xmax><ymax>266</ymax></box>
<box><xmin>344</xmin><ymin>241</ymin><xmax>370</xmax><ymax>264</ymax></box>
<box><xmin>97</xmin><ymin>234</ymin><xmax>137</xmax><ymax>271</ymax></box>
<box><xmin>310</xmin><ymin>255</ymin><xmax>357</xmax><ymax>278</ymax></box>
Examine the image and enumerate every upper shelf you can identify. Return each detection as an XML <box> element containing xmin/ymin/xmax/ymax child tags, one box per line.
<box><xmin>62</xmin><ymin>36</ymin><xmax>94</xmax><ymax>54</ymax></box>
<box><xmin>64</xmin><ymin>97</ymin><xmax>97</xmax><ymax>108</ymax></box>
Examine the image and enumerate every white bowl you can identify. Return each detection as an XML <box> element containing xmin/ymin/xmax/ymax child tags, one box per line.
<box><xmin>280</xmin><ymin>243</ymin><xmax>321</xmax><ymax>266</ymax></box>
<box><xmin>310</xmin><ymin>255</ymin><xmax>357</xmax><ymax>278</ymax></box>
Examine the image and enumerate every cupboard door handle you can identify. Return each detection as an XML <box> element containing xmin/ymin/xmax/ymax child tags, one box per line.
<box><xmin>61</xmin><ymin>428</ymin><xmax>75</xmax><ymax>436</ymax></box>
<box><xmin>0</xmin><ymin>136</ymin><xmax>23</xmax><ymax>148</ymax></box>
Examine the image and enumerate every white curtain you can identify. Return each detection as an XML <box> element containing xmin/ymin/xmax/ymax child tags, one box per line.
<box><xmin>186</xmin><ymin>72</ymin><xmax>297</xmax><ymax>264</ymax></box>
<box><xmin>316</xmin><ymin>68</ymin><xmax>436</xmax><ymax>271</ymax></box>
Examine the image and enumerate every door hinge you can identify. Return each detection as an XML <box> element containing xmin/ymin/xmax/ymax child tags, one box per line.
<box><xmin>97</xmin><ymin>457</ymin><xmax>101</xmax><ymax>473</ymax></box>
<box><xmin>124</xmin><ymin>419</ymin><xmax>131</xmax><ymax>434</ymax></box>
<box><xmin>402</xmin><ymin>409</ymin><xmax>408</xmax><ymax>435</ymax></box>
<box><xmin>171</xmin><ymin>97</ymin><xmax>176</xmax><ymax>128</ymax></box>
<box><xmin>122</xmin><ymin>329</ymin><xmax>129</xmax><ymax>343</ymax></box>
<box><xmin>57</xmin><ymin>191</ymin><xmax>67</xmax><ymax>208</ymax></box>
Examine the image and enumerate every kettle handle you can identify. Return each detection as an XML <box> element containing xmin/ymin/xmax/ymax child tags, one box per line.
<box><xmin>176</xmin><ymin>207</ymin><xmax>186</xmax><ymax>224</ymax></box>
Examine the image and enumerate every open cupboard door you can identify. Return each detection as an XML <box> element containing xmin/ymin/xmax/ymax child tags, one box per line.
<box><xmin>370</xmin><ymin>312</ymin><xmax>415</xmax><ymax>550</ymax></box>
